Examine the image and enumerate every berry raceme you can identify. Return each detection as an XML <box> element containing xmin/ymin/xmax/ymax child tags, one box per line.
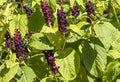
<box><xmin>71</xmin><ymin>6</ymin><xmax>80</xmax><ymax>17</ymax></box>
<box><xmin>86</xmin><ymin>1</ymin><xmax>96</xmax><ymax>23</ymax></box>
<box><xmin>41</xmin><ymin>1</ymin><xmax>53</xmax><ymax>26</ymax></box>
<box><xmin>5</xmin><ymin>31</ymin><xmax>13</xmax><ymax>51</ymax></box>
<box><xmin>57</xmin><ymin>7</ymin><xmax>68</xmax><ymax>33</ymax></box>
<box><xmin>23</xmin><ymin>6</ymin><xmax>33</xmax><ymax>18</ymax></box>
<box><xmin>14</xmin><ymin>29</ymin><xmax>28</xmax><ymax>58</ymax></box>
<box><xmin>42</xmin><ymin>50</ymin><xmax>59</xmax><ymax>74</ymax></box>
<box><xmin>86</xmin><ymin>1</ymin><xmax>95</xmax><ymax>16</ymax></box>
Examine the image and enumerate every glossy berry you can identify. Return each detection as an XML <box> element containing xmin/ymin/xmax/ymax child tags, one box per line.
<box><xmin>43</xmin><ymin>50</ymin><xmax>59</xmax><ymax>74</ymax></box>
<box><xmin>71</xmin><ymin>6</ymin><xmax>80</xmax><ymax>17</ymax></box>
<box><xmin>17</xmin><ymin>3</ymin><xmax>22</xmax><ymax>8</ymax></box>
<box><xmin>14</xmin><ymin>29</ymin><xmax>28</xmax><ymax>58</ymax></box>
<box><xmin>23</xmin><ymin>6</ymin><xmax>33</xmax><ymax>18</ymax></box>
<box><xmin>86</xmin><ymin>1</ymin><xmax>95</xmax><ymax>16</ymax></box>
<box><xmin>103</xmin><ymin>9</ymin><xmax>110</xmax><ymax>18</ymax></box>
<box><xmin>5</xmin><ymin>31</ymin><xmax>13</xmax><ymax>51</ymax></box>
<box><xmin>103</xmin><ymin>9</ymin><xmax>109</xmax><ymax>14</ymax></box>
<box><xmin>57</xmin><ymin>7</ymin><xmax>68</xmax><ymax>33</ymax></box>
<box><xmin>41</xmin><ymin>1</ymin><xmax>53</xmax><ymax>26</ymax></box>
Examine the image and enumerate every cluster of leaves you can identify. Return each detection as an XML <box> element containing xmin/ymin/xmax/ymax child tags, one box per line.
<box><xmin>1</xmin><ymin>0</ymin><xmax>120</xmax><ymax>82</ymax></box>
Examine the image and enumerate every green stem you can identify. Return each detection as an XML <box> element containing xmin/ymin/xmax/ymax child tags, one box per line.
<box><xmin>90</xmin><ymin>24</ymin><xmax>95</xmax><ymax>37</ymax></box>
<box><xmin>55</xmin><ymin>74</ymin><xmax>59</xmax><ymax>82</ymax></box>
<box><xmin>73</xmin><ymin>17</ymin><xmax>77</xmax><ymax>24</ymax></box>
<box><xmin>62</xmin><ymin>33</ymin><xmax>66</xmax><ymax>50</ymax></box>
<box><xmin>111</xmin><ymin>2</ymin><xmax>119</xmax><ymax>23</ymax></box>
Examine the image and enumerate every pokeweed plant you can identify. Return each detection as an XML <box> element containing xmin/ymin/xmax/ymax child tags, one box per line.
<box><xmin>1</xmin><ymin>0</ymin><xmax>120</xmax><ymax>82</ymax></box>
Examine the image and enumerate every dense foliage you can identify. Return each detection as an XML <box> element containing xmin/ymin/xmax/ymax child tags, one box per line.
<box><xmin>0</xmin><ymin>0</ymin><xmax>120</xmax><ymax>82</ymax></box>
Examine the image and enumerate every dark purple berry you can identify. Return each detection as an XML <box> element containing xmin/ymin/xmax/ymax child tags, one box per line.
<box><xmin>103</xmin><ymin>9</ymin><xmax>109</xmax><ymax>14</ymax></box>
<box><xmin>71</xmin><ymin>6</ymin><xmax>80</xmax><ymax>17</ymax></box>
<box><xmin>103</xmin><ymin>9</ymin><xmax>110</xmax><ymax>18</ymax></box>
<box><xmin>57</xmin><ymin>7</ymin><xmax>68</xmax><ymax>33</ymax></box>
<box><xmin>41</xmin><ymin>1</ymin><xmax>53</xmax><ymax>26</ymax></box>
<box><xmin>5</xmin><ymin>31</ymin><xmax>13</xmax><ymax>51</ymax></box>
<box><xmin>23</xmin><ymin>6</ymin><xmax>33</xmax><ymax>18</ymax></box>
<box><xmin>14</xmin><ymin>29</ymin><xmax>28</xmax><ymax>58</ymax></box>
<box><xmin>42</xmin><ymin>50</ymin><xmax>59</xmax><ymax>74</ymax></box>
<box><xmin>17</xmin><ymin>3</ymin><xmax>22</xmax><ymax>9</ymax></box>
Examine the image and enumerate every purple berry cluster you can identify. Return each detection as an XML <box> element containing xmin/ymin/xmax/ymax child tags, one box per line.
<box><xmin>43</xmin><ymin>50</ymin><xmax>59</xmax><ymax>74</ymax></box>
<box><xmin>41</xmin><ymin>1</ymin><xmax>53</xmax><ymax>26</ymax></box>
<box><xmin>23</xmin><ymin>6</ymin><xmax>33</xmax><ymax>18</ymax></box>
<box><xmin>86</xmin><ymin>1</ymin><xmax>95</xmax><ymax>16</ymax></box>
<box><xmin>14</xmin><ymin>29</ymin><xmax>28</xmax><ymax>58</ymax></box>
<box><xmin>103</xmin><ymin>9</ymin><xmax>110</xmax><ymax>18</ymax></box>
<box><xmin>57</xmin><ymin>7</ymin><xmax>68</xmax><ymax>33</ymax></box>
<box><xmin>5</xmin><ymin>31</ymin><xmax>13</xmax><ymax>51</ymax></box>
<box><xmin>71</xmin><ymin>6</ymin><xmax>80</xmax><ymax>17</ymax></box>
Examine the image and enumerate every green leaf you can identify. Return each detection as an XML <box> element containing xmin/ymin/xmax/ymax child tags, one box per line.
<box><xmin>66</xmin><ymin>30</ymin><xmax>81</xmax><ymax>43</ymax></box>
<box><xmin>108</xmin><ymin>50</ymin><xmax>120</xmax><ymax>59</ymax></box>
<box><xmin>116</xmin><ymin>0</ymin><xmax>120</xmax><ymax>6</ymax></box>
<box><xmin>69</xmin><ymin>24</ymin><xmax>84</xmax><ymax>36</ymax></box>
<box><xmin>29</xmin><ymin>53</ymin><xmax>49</xmax><ymax>79</ymax></box>
<box><xmin>70</xmin><ymin>0</ymin><xmax>75</xmax><ymax>6</ymax></box>
<box><xmin>19</xmin><ymin>66</ymin><xmax>36</xmax><ymax>82</ymax></box>
<box><xmin>94</xmin><ymin>22</ymin><xmax>116</xmax><ymax>50</ymax></box>
<box><xmin>76</xmin><ymin>0</ymin><xmax>84</xmax><ymax>8</ymax></box>
<box><xmin>45</xmin><ymin>32</ymin><xmax>64</xmax><ymax>49</ymax></box>
<box><xmin>28</xmin><ymin>9</ymin><xmax>44</xmax><ymax>32</ymax></box>
<box><xmin>0</xmin><ymin>24</ymin><xmax>8</xmax><ymax>45</ymax></box>
<box><xmin>102</xmin><ymin>61</ymin><xmax>120</xmax><ymax>82</ymax></box>
<box><xmin>29</xmin><ymin>33</ymin><xmax>54</xmax><ymax>50</ymax></box>
<box><xmin>110</xmin><ymin>27</ymin><xmax>120</xmax><ymax>53</ymax></box>
<box><xmin>82</xmin><ymin>38</ymin><xmax>107</xmax><ymax>77</ymax></box>
<box><xmin>55</xmin><ymin>48</ymin><xmax>80</xmax><ymax>81</ymax></box>
<box><xmin>9</xmin><ymin>14</ymin><xmax>28</xmax><ymax>38</ymax></box>
<box><xmin>0</xmin><ymin>63</ymin><xmax>19</xmax><ymax>82</ymax></box>
<box><xmin>40</xmin><ymin>77</ymin><xmax>53</xmax><ymax>82</ymax></box>
<box><xmin>0</xmin><ymin>0</ymin><xmax>7</xmax><ymax>5</ymax></box>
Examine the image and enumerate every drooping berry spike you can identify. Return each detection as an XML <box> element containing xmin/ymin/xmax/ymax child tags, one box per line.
<box><xmin>103</xmin><ymin>9</ymin><xmax>110</xmax><ymax>18</ymax></box>
<box><xmin>14</xmin><ymin>29</ymin><xmax>28</xmax><ymax>58</ymax></box>
<box><xmin>5</xmin><ymin>31</ymin><xmax>13</xmax><ymax>51</ymax></box>
<box><xmin>23</xmin><ymin>6</ymin><xmax>33</xmax><ymax>18</ymax></box>
<box><xmin>86</xmin><ymin>1</ymin><xmax>95</xmax><ymax>16</ymax></box>
<box><xmin>71</xmin><ymin>6</ymin><xmax>80</xmax><ymax>17</ymax></box>
<box><xmin>57</xmin><ymin>7</ymin><xmax>68</xmax><ymax>33</ymax></box>
<box><xmin>41</xmin><ymin>1</ymin><xmax>53</xmax><ymax>26</ymax></box>
<box><xmin>43</xmin><ymin>50</ymin><xmax>59</xmax><ymax>74</ymax></box>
